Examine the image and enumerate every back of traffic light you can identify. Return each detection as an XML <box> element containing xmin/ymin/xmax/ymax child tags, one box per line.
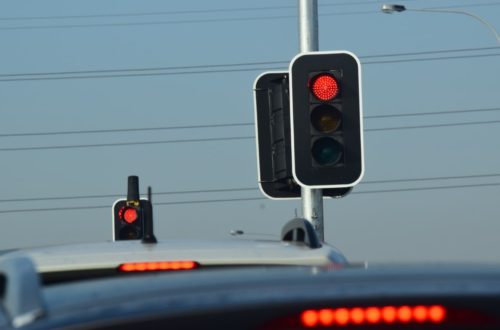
<box><xmin>253</xmin><ymin>71</ymin><xmax>298</xmax><ymax>199</ymax></box>
<box><xmin>113</xmin><ymin>176</ymin><xmax>156</xmax><ymax>242</ymax></box>
<box><xmin>289</xmin><ymin>51</ymin><xmax>364</xmax><ymax>188</ymax></box>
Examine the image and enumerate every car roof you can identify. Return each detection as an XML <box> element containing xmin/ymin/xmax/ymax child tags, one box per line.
<box><xmin>2</xmin><ymin>238</ymin><xmax>348</xmax><ymax>273</ymax></box>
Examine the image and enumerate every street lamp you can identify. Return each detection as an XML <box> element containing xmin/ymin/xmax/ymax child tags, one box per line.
<box><xmin>381</xmin><ymin>4</ymin><xmax>500</xmax><ymax>44</ymax></box>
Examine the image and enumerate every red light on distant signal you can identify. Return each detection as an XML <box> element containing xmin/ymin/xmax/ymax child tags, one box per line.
<box><xmin>118</xmin><ymin>261</ymin><xmax>199</xmax><ymax>272</ymax></box>
<box><xmin>123</xmin><ymin>208</ymin><xmax>138</xmax><ymax>223</ymax></box>
<box><xmin>300</xmin><ymin>305</ymin><xmax>446</xmax><ymax>327</ymax></box>
<box><xmin>310</xmin><ymin>73</ymin><xmax>339</xmax><ymax>101</ymax></box>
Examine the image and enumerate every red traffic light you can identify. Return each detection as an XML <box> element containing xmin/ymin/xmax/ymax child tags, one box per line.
<box><xmin>310</xmin><ymin>73</ymin><xmax>339</xmax><ymax>101</ymax></box>
<box><xmin>119</xmin><ymin>207</ymin><xmax>138</xmax><ymax>224</ymax></box>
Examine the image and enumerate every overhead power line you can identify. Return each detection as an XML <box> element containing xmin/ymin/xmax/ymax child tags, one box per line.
<box><xmin>0</xmin><ymin>187</ymin><xmax>258</xmax><ymax>203</ymax></box>
<box><xmin>0</xmin><ymin>61</ymin><xmax>286</xmax><ymax>78</ymax></box>
<box><xmin>1</xmin><ymin>119</ymin><xmax>500</xmax><ymax>152</ymax></box>
<box><xmin>0</xmin><ymin>106</ymin><xmax>497</xmax><ymax>139</ymax></box>
<box><xmin>364</xmin><ymin>53</ymin><xmax>500</xmax><ymax>65</ymax></box>
<box><xmin>0</xmin><ymin>1</ymin><xmax>496</xmax><ymax>30</ymax></box>
<box><xmin>0</xmin><ymin>122</ymin><xmax>254</xmax><ymax>138</ymax></box>
<box><xmin>2</xmin><ymin>173</ymin><xmax>499</xmax><ymax>204</ymax></box>
<box><xmin>353</xmin><ymin>182</ymin><xmax>500</xmax><ymax>195</ymax></box>
<box><xmin>0</xmin><ymin>136</ymin><xmax>254</xmax><ymax>152</ymax></box>
<box><xmin>0</xmin><ymin>46</ymin><xmax>497</xmax><ymax>82</ymax></box>
<box><xmin>0</xmin><ymin>1</ymin><xmax>405</xmax><ymax>21</ymax></box>
<box><xmin>0</xmin><ymin>12</ymin><xmax>369</xmax><ymax>31</ymax></box>
<box><xmin>0</xmin><ymin>52</ymin><xmax>497</xmax><ymax>82</ymax></box>
<box><xmin>365</xmin><ymin>119</ymin><xmax>500</xmax><ymax>132</ymax></box>
<box><xmin>1</xmin><ymin>181</ymin><xmax>499</xmax><ymax>214</ymax></box>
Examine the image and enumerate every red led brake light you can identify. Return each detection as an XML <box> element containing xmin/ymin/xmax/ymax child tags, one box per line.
<box><xmin>301</xmin><ymin>305</ymin><xmax>446</xmax><ymax>327</ymax></box>
<box><xmin>118</xmin><ymin>261</ymin><xmax>199</xmax><ymax>272</ymax></box>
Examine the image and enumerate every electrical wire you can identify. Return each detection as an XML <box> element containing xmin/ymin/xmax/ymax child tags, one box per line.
<box><xmin>0</xmin><ymin>2</ymin><xmax>495</xmax><ymax>30</ymax></box>
<box><xmin>0</xmin><ymin>46</ymin><xmax>497</xmax><ymax>82</ymax></box>
<box><xmin>1</xmin><ymin>173</ymin><xmax>499</xmax><ymax>204</ymax></box>
<box><xmin>0</xmin><ymin>136</ymin><xmax>254</xmax><ymax>152</ymax></box>
<box><xmin>0</xmin><ymin>52</ymin><xmax>497</xmax><ymax>82</ymax></box>
<box><xmin>1</xmin><ymin>118</ymin><xmax>499</xmax><ymax>152</ymax></box>
<box><xmin>0</xmin><ymin>182</ymin><xmax>499</xmax><ymax>214</ymax></box>
<box><xmin>0</xmin><ymin>106</ymin><xmax>497</xmax><ymax>139</ymax></box>
<box><xmin>0</xmin><ymin>123</ymin><xmax>254</xmax><ymax>138</ymax></box>
<box><xmin>0</xmin><ymin>1</ymin><xmax>408</xmax><ymax>21</ymax></box>
<box><xmin>0</xmin><ymin>187</ymin><xmax>258</xmax><ymax>203</ymax></box>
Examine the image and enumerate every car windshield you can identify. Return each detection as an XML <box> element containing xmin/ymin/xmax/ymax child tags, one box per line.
<box><xmin>0</xmin><ymin>0</ymin><xmax>499</xmax><ymax>267</ymax></box>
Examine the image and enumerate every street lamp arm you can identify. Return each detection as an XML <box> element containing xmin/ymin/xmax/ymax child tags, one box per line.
<box><xmin>406</xmin><ymin>8</ymin><xmax>500</xmax><ymax>44</ymax></box>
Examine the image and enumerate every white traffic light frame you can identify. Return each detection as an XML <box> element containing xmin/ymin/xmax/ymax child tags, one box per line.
<box><xmin>289</xmin><ymin>50</ymin><xmax>364</xmax><ymax>189</ymax></box>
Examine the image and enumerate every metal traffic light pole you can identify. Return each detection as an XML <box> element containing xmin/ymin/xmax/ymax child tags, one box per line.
<box><xmin>298</xmin><ymin>0</ymin><xmax>324</xmax><ymax>242</ymax></box>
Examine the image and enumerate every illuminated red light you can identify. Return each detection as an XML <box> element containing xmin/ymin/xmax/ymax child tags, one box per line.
<box><xmin>301</xmin><ymin>310</ymin><xmax>318</xmax><ymax>328</ymax></box>
<box><xmin>365</xmin><ymin>307</ymin><xmax>381</xmax><ymax>324</ymax></box>
<box><xmin>310</xmin><ymin>73</ymin><xmax>339</xmax><ymax>101</ymax></box>
<box><xmin>318</xmin><ymin>309</ymin><xmax>334</xmax><ymax>326</ymax></box>
<box><xmin>300</xmin><ymin>305</ymin><xmax>446</xmax><ymax>327</ymax></box>
<box><xmin>350</xmin><ymin>307</ymin><xmax>365</xmax><ymax>324</ymax></box>
<box><xmin>335</xmin><ymin>308</ymin><xmax>349</xmax><ymax>325</ymax></box>
<box><xmin>413</xmin><ymin>305</ymin><xmax>428</xmax><ymax>322</ymax></box>
<box><xmin>398</xmin><ymin>306</ymin><xmax>412</xmax><ymax>323</ymax></box>
<box><xmin>118</xmin><ymin>261</ymin><xmax>199</xmax><ymax>272</ymax></box>
<box><xmin>382</xmin><ymin>306</ymin><xmax>397</xmax><ymax>323</ymax></box>
<box><xmin>429</xmin><ymin>305</ymin><xmax>446</xmax><ymax>323</ymax></box>
<box><xmin>123</xmin><ymin>208</ymin><xmax>138</xmax><ymax>223</ymax></box>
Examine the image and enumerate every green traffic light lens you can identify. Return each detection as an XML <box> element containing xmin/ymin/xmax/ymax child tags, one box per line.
<box><xmin>311</xmin><ymin>105</ymin><xmax>341</xmax><ymax>133</ymax></box>
<box><xmin>312</xmin><ymin>137</ymin><xmax>342</xmax><ymax>166</ymax></box>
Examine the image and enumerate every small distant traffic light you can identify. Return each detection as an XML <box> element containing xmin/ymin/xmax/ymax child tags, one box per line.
<box><xmin>113</xmin><ymin>199</ymin><xmax>143</xmax><ymax>240</ymax></box>
<box><xmin>113</xmin><ymin>176</ymin><xmax>153</xmax><ymax>241</ymax></box>
<box><xmin>289</xmin><ymin>51</ymin><xmax>364</xmax><ymax>188</ymax></box>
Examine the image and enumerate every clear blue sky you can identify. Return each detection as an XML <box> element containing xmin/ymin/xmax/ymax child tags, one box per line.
<box><xmin>0</xmin><ymin>0</ymin><xmax>499</xmax><ymax>264</ymax></box>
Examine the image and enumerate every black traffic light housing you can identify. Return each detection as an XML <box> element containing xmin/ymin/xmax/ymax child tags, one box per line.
<box><xmin>113</xmin><ymin>176</ymin><xmax>155</xmax><ymax>241</ymax></box>
<box><xmin>289</xmin><ymin>51</ymin><xmax>364</xmax><ymax>188</ymax></box>
<box><xmin>253</xmin><ymin>71</ymin><xmax>351</xmax><ymax>199</ymax></box>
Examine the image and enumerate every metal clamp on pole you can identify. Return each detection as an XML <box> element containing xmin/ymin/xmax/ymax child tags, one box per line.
<box><xmin>281</xmin><ymin>218</ymin><xmax>322</xmax><ymax>249</ymax></box>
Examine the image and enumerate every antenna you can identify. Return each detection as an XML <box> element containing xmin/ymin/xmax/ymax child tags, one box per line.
<box><xmin>142</xmin><ymin>186</ymin><xmax>157</xmax><ymax>244</ymax></box>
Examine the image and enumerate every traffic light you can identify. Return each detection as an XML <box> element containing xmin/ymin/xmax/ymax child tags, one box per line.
<box><xmin>253</xmin><ymin>71</ymin><xmax>298</xmax><ymax>199</ymax></box>
<box><xmin>253</xmin><ymin>71</ymin><xmax>352</xmax><ymax>199</ymax></box>
<box><xmin>113</xmin><ymin>199</ymin><xmax>144</xmax><ymax>240</ymax></box>
<box><xmin>289</xmin><ymin>51</ymin><xmax>364</xmax><ymax>188</ymax></box>
<box><xmin>113</xmin><ymin>176</ymin><xmax>153</xmax><ymax>241</ymax></box>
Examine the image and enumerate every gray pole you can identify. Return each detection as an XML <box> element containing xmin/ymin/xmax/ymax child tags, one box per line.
<box><xmin>298</xmin><ymin>0</ymin><xmax>319</xmax><ymax>52</ymax></box>
<box><xmin>298</xmin><ymin>0</ymin><xmax>324</xmax><ymax>242</ymax></box>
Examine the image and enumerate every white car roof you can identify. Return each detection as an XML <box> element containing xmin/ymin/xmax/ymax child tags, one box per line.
<box><xmin>4</xmin><ymin>238</ymin><xmax>348</xmax><ymax>273</ymax></box>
